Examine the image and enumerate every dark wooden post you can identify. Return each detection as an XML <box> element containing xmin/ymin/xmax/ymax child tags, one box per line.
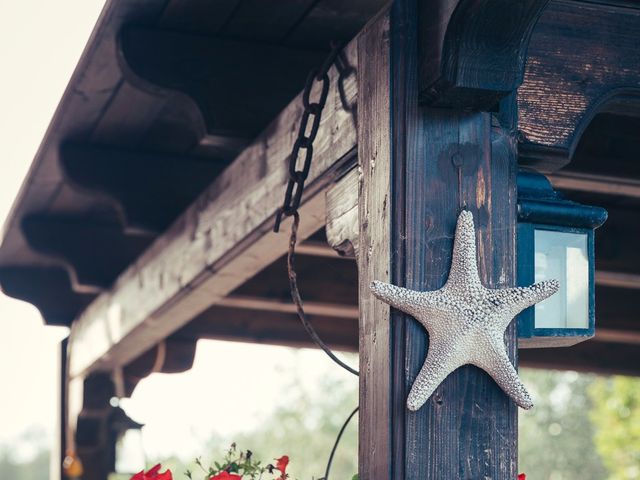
<box><xmin>359</xmin><ymin>1</ymin><xmax>528</xmax><ymax>477</ymax></box>
<box><xmin>76</xmin><ymin>373</ymin><xmax>117</xmax><ymax>480</ymax></box>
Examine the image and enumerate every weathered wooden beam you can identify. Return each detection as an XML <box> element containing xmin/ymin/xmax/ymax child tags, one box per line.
<box><xmin>549</xmin><ymin>171</ymin><xmax>640</xmax><ymax>199</ymax></box>
<box><xmin>596</xmin><ymin>270</ymin><xmax>640</xmax><ymax>290</ymax></box>
<box><xmin>595</xmin><ymin>328</ymin><xmax>640</xmax><ymax>345</ymax></box>
<box><xmin>295</xmin><ymin>241</ymin><xmax>350</xmax><ymax>259</ymax></box>
<box><xmin>357</xmin><ymin>11</ymin><xmax>392</xmax><ymax>480</ymax></box>
<box><xmin>520</xmin><ymin>340</ymin><xmax>640</xmax><ymax>376</ymax></box>
<box><xmin>173</xmin><ymin>306</ymin><xmax>359</xmax><ymax>353</ymax></box>
<box><xmin>217</xmin><ymin>295</ymin><xmax>358</xmax><ymax>319</ymax></box>
<box><xmin>68</xmin><ymin>39</ymin><xmax>358</xmax><ymax>378</ymax></box>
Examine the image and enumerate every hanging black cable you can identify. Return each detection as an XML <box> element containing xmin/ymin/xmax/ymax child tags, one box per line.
<box><xmin>322</xmin><ymin>406</ymin><xmax>359</xmax><ymax>480</ymax></box>
<box><xmin>287</xmin><ymin>212</ymin><xmax>359</xmax><ymax>376</ymax></box>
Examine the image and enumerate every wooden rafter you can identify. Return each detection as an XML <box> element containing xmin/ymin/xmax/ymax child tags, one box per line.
<box><xmin>549</xmin><ymin>170</ymin><xmax>640</xmax><ymax>199</ymax></box>
<box><xmin>217</xmin><ymin>295</ymin><xmax>358</xmax><ymax>319</ymax></box>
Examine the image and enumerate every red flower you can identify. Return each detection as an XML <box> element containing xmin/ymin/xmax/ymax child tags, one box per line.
<box><xmin>273</xmin><ymin>455</ymin><xmax>289</xmax><ymax>479</ymax></box>
<box><xmin>209</xmin><ymin>472</ymin><xmax>242</xmax><ymax>480</ymax></box>
<box><xmin>518</xmin><ymin>474</ymin><xmax>526</xmax><ymax>480</ymax></box>
<box><xmin>131</xmin><ymin>464</ymin><xmax>172</xmax><ymax>480</ymax></box>
<box><xmin>275</xmin><ymin>456</ymin><xmax>289</xmax><ymax>474</ymax></box>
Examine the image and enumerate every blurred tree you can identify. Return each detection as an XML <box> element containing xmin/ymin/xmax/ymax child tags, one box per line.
<box><xmin>231</xmin><ymin>373</ymin><xmax>358</xmax><ymax>480</ymax></box>
<box><xmin>588</xmin><ymin>376</ymin><xmax>640</xmax><ymax>480</ymax></box>
<box><xmin>0</xmin><ymin>445</ymin><xmax>49</xmax><ymax>480</ymax></box>
<box><xmin>145</xmin><ymin>352</ymin><xmax>359</xmax><ymax>480</ymax></box>
<box><xmin>519</xmin><ymin>369</ymin><xmax>607</xmax><ymax>480</ymax></box>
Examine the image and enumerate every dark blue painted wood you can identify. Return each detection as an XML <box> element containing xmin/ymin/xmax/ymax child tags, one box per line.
<box><xmin>391</xmin><ymin>0</ymin><xmax>519</xmax><ymax>477</ymax></box>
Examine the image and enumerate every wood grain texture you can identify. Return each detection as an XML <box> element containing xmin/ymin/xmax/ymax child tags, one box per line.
<box><xmin>357</xmin><ymin>10</ymin><xmax>392</xmax><ymax>480</ymax></box>
<box><xmin>67</xmin><ymin>39</ymin><xmax>359</xmax><ymax>378</ymax></box>
<box><xmin>401</xmin><ymin>112</ymin><xmax>518</xmax><ymax>479</ymax></box>
<box><xmin>397</xmin><ymin>0</ymin><xmax>519</xmax><ymax>476</ymax></box>
<box><xmin>326</xmin><ymin>167</ymin><xmax>359</xmax><ymax>259</ymax></box>
<box><xmin>418</xmin><ymin>0</ymin><xmax>549</xmax><ymax>109</ymax></box>
<box><xmin>518</xmin><ymin>0</ymin><xmax>640</xmax><ymax>170</ymax></box>
<box><xmin>175</xmin><ymin>306</ymin><xmax>359</xmax><ymax>353</ymax></box>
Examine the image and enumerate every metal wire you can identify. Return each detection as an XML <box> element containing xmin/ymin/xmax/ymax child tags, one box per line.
<box><xmin>322</xmin><ymin>406</ymin><xmax>359</xmax><ymax>480</ymax></box>
<box><xmin>287</xmin><ymin>212</ymin><xmax>359</xmax><ymax>376</ymax></box>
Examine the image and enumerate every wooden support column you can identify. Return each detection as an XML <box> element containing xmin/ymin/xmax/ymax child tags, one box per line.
<box><xmin>358</xmin><ymin>1</ymin><xmax>519</xmax><ymax>477</ymax></box>
<box><xmin>358</xmin><ymin>11</ymin><xmax>393</xmax><ymax>480</ymax></box>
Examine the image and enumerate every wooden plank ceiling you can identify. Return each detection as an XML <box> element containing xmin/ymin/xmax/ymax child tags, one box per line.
<box><xmin>0</xmin><ymin>0</ymin><xmax>639</xmax><ymax>379</ymax></box>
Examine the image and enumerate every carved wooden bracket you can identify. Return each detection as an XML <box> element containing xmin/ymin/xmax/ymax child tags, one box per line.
<box><xmin>0</xmin><ymin>266</ymin><xmax>95</xmax><ymax>326</ymax></box>
<box><xmin>60</xmin><ymin>143</ymin><xmax>226</xmax><ymax>234</ymax></box>
<box><xmin>419</xmin><ymin>0</ymin><xmax>550</xmax><ymax>110</ymax></box>
<box><xmin>118</xmin><ymin>26</ymin><xmax>328</xmax><ymax>137</ymax></box>
<box><xmin>21</xmin><ymin>215</ymin><xmax>154</xmax><ymax>292</ymax></box>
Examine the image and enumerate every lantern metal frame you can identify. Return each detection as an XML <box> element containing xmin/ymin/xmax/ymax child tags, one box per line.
<box><xmin>516</xmin><ymin>171</ymin><xmax>608</xmax><ymax>348</ymax></box>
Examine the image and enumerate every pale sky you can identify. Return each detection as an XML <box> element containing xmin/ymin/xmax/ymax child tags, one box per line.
<box><xmin>0</xmin><ymin>1</ymin><xmax>359</xmax><ymax>469</ymax></box>
<box><xmin>0</xmin><ymin>0</ymin><xmax>107</xmax><ymax>458</ymax></box>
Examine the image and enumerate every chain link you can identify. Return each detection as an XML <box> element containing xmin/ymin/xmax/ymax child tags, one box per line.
<box><xmin>273</xmin><ymin>42</ymin><xmax>343</xmax><ymax>232</ymax></box>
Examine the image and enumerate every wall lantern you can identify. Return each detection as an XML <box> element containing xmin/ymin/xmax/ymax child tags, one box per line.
<box><xmin>112</xmin><ymin>404</ymin><xmax>146</xmax><ymax>476</ymax></box>
<box><xmin>517</xmin><ymin>171</ymin><xmax>607</xmax><ymax>348</ymax></box>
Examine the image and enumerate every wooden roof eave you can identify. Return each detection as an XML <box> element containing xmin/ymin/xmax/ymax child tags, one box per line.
<box><xmin>67</xmin><ymin>39</ymin><xmax>359</xmax><ymax>379</ymax></box>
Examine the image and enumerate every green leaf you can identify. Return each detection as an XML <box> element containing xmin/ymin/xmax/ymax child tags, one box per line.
<box><xmin>351</xmin><ymin>475</ymin><xmax>359</xmax><ymax>480</ymax></box>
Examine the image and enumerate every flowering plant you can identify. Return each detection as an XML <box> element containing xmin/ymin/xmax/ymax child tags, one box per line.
<box><xmin>129</xmin><ymin>443</ymin><xmax>517</xmax><ymax>480</ymax></box>
<box><xmin>130</xmin><ymin>444</ymin><xmax>289</xmax><ymax>480</ymax></box>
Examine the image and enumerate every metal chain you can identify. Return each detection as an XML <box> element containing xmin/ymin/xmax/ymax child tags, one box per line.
<box><xmin>273</xmin><ymin>42</ymin><xmax>344</xmax><ymax>233</ymax></box>
<box><xmin>276</xmin><ymin>42</ymin><xmax>359</xmax><ymax>375</ymax></box>
<box><xmin>274</xmin><ymin>45</ymin><xmax>360</xmax><ymax>479</ymax></box>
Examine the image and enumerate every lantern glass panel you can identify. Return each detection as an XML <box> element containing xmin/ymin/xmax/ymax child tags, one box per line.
<box><xmin>534</xmin><ymin>229</ymin><xmax>589</xmax><ymax>329</ymax></box>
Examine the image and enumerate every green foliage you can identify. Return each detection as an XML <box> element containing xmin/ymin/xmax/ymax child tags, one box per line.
<box><xmin>519</xmin><ymin>369</ymin><xmax>608</xmax><ymax>480</ymax></box>
<box><xmin>588</xmin><ymin>376</ymin><xmax>640</xmax><ymax>479</ymax></box>
<box><xmin>189</xmin><ymin>444</ymin><xmax>272</xmax><ymax>480</ymax></box>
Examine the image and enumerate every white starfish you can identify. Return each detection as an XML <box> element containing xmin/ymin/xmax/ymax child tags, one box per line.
<box><xmin>370</xmin><ymin>210</ymin><xmax>558</xmax><ymax>411</ymax></box>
